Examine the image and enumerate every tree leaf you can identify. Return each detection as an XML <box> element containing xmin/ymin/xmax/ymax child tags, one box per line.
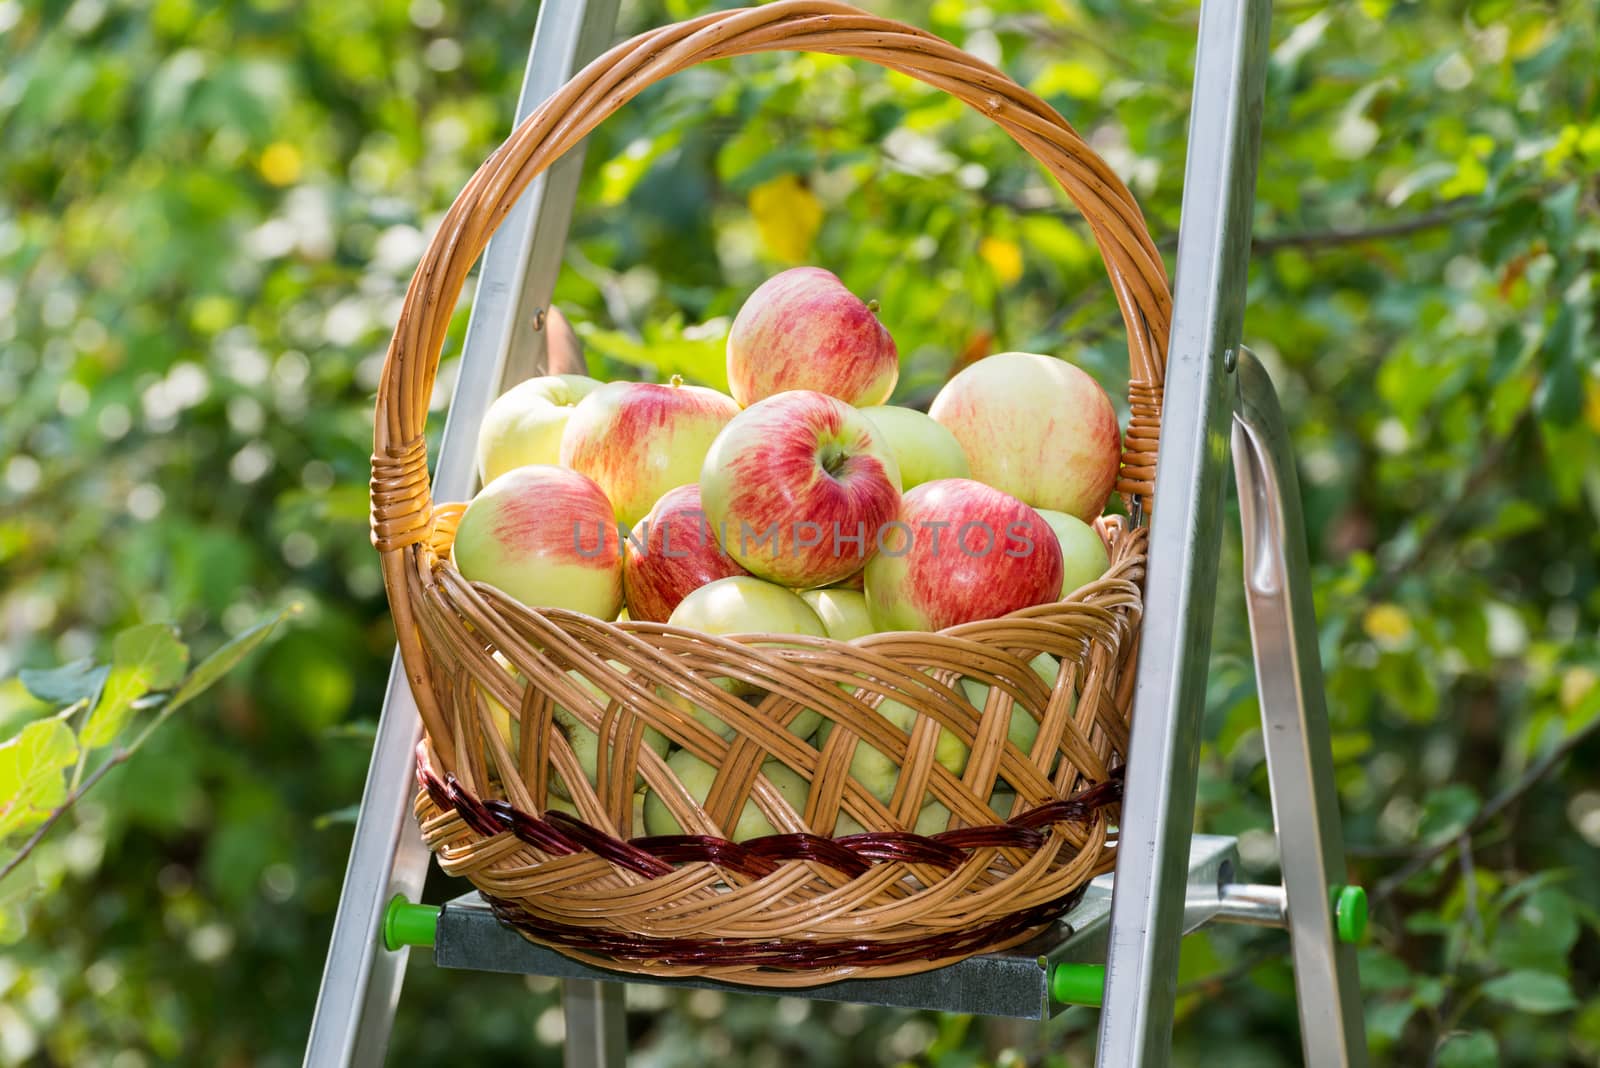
<box><xmin>1480</xmin><ymin>970</ymin><xmax>1578</xmax><ymax>1014</ymax></box>
<box><xmin>18</xmin><ymin>659</ymin><xmax>109</xmax><ymax>707</ymax></box>
<box><xmin>0</xmin><ymin>849</ymin><xmax>41</xmax><ymax>945</ymax></box>
<box><xmin>1435</xmin><ymin>1031</ymin><xmax>1498</xmax><ymax>1068</ymax></box>
<box><xmin>81</xmin><ymin>624</ymin><xmax>189</xmax><ymax>748</ymax></box>
<box><xmin>0</xmin><ymin>716</ymin><xmax>79</xmax><ymax>838</ymax></box>
<box><xmin>1418</xmin><ymin>783</ymin><xmax>1479</xmax><ymax>842</ymax></box>
<box><xmin>161</xmin><ymin>609</ymin><xmax>293</xmax><ymax>718</ymax></box>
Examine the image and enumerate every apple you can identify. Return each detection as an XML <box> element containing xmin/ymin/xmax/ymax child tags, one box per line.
<box><xmin>642</xmin><ymin>752</ymin><xmax>810</xmax><ymax>839</ymax></box>
<box><xmin>700</xmin><ymin>390</ymin><xmax>902</xmax><ymax>587</ymax></box>
<box><xmin>799</xmin><ymin>588</ymin><xmax>875</xmax><ymax>641</ymax></box>
<box><xmin>548</xmin><ymin>668</ymin><xmax>670</xmax><ymax>799</ymax></box>
<box><xmin>477</xmin><ymin>373</ymin><xmax>602</xmax><ymax>485</ymax></box>
<box><xmin>958</xmin><ymin>652</ymin><xmax>1063</xmax><ymax>763</ymax></box>
<box><xmin>914</xmin><ymin>791</ymin><xmax>1017</xmax><ymax>835</ymax></box>
<box><xmin>540</xmin><ymin>787</ymin><xmax>648</xmax><ymax>836</ymax></box>
<box><xmin>818</xmin><ymin>688</ymin><xmax>971</xmax><ymax>805</ymax></box>
<box><xmin>655</xmin><ymin>686</ymin><xmax>822</xmax><ymax>744</ymax></box>
<box><xmin>560</xmin><ymin>376</ymin><xmax>740</xmax><ymax>527</ymax></box>
<box><xmin>622</xmin><ymin>484</ymin><xmax>749</xmax><ymax>623</ymax></box>
<box><xmin>666</xmin><ymin>576</ymin><xmax>829</xmax><ymax>738</ymax></box>
<box><xmin>863</xmin><ymin>478</ymin><xmax>1063</xmax><ymax>632</ymax></box>
<box><xmin>857</xmin><ymin>405</ymin><xmax>971</xmax><ymax>489</ymax></box>
<box><xmin>453</xmin><ymin>465</ymin><xmax>623</xmax><ymax>618</ymax></box>
<box><xmin>1035</xmin><ymin>508</ymin><xmax>1111</xmax><ymax>598</ymax></box>
<box><xmin>726</xmin><ymin>267</ymin><xmax>898</xmax><ymax>408</ymax></box>
<box><xmin>929</xmin><ymin>352</ymin><xmax>1121</xmax><ymax>522</ymax></box>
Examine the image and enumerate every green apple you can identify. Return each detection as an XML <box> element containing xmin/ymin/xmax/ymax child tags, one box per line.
<box><xmin>958</xmin><ymin>653</ymin><xmax>1064</xmax><ymax>760</ymax></box>
<box><xmin>815</xmin><ymin>679</ymin><xmax>970</xmax><ymax>805</ymax></box>
<box><xmin>655</xmin><ymin>685</ymin><xmax>821</xmax><ymax>744</ymax></box>
<box><xmin>1035</xmin><ymin>509</ymin><xmax>1110</xmax><ymax>598</ymax></box>
<box><xmin>549</xmin><ymin>667</ymin><xmax>670</xmax><ymax>799</ymax></box>
<box><xmin>477</xmin><ymin>373</ymin><xmax>602</xmax><ymax>485</ymax></box>
<box><xmin>538</xmin><ymin>787</ymin><xmax>648</xmax><ymax>836</ymax></box>
<box><xmin>858</xmin><ymin>405</ymin><xmax>971</xmax><ymax>489</ymax></box>
<box><xmin>664</xmin><ymin>579</ymin><xmax>828</xmax><ymax>738</ymax></box>
<box><xmin>642</xmin><ymin>751</ymin><xmax>810</xmax><ymax>840</ymax></box>
<box><xmin>453</xmin><ymin>465</ymin><xmax>623</xmax><ymax>619</ymax></box>
<box><xmin>799</xmin><ymin>588</ymin><xmax>875</xmax><ymax>641</ymax></box>
<box><xmin>667</xmin><ymin>575</ymin><xmax>828</xmax><ymax>644</ymax></box>
<box><xmin>929</xmin><ymin>352</ymin><xmax>1122</xmax><ymax>522</ymax></box>
<box><xmin>914</xmin><ymin>791</ymin><xmax>1017</xmax><ymax>835</ymax></box>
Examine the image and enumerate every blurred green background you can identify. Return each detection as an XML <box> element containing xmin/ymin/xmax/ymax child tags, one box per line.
<box><xmin>2</xmin><ymin>0</ymin><xmax>1598</xmax><ymax>1064</ymax></box>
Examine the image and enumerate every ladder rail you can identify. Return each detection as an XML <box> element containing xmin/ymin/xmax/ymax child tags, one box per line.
<box><xmin>303</xmin><ymin>2</ymin><xmax>619</xmax><ymax>1064</ymax></box>
<box><xmin>1095</xmin><ymin>0</ymin><xmax>1272</xmax><ymax>1063</ymax></box>
<box><xmin>1232</xmin><ymin>349</ymin><xmax>1368</xmax><ymax>1066</ymax></box>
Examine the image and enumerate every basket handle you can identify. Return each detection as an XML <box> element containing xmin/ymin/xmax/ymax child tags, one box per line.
<box><xmin>374</xmin><ymin>0</ymin><xmax>1171</xmax><ymax>530</ymax></box>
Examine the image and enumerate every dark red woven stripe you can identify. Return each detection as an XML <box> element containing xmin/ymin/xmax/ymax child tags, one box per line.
<box><xmin>634</xmin><ymin>835</ymin><xmax>782</xmax><ymax>878</ymax></box>
<box><xmin>482</xmin><ymin>884</ymin><xmax>1089</xmax><ymax>969</ymax></box>
<box><xmin>416</xmin><ymin>744</ymin><xmax>1123</xmax><ymax>882</ymax></box>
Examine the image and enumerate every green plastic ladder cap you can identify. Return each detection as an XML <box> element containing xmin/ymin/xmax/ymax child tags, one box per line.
<box><xmin>383</xmin><ymin>895</ymin><xmax>440</xmax><ymax>951</ymax></box>
<box><xmin>1335</xmin><ymin>884</ymin><xmax>1367</xmax><ymax>945</ymax></box>
<box><xmin>1050</xmin><ymin>962</ymin><xmax>1106</xmax><ymax>1007</ymax></box>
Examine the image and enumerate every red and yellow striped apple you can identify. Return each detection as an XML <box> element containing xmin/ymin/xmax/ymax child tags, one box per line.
<box><xmin>560</xmin><ymin>377</ymin><xmax>739</xmax><ymax>527</ymax></box>
<box><xmin>622</xmin><ymin>484</ymin><xmax>749</xmax><ymax>623</ymax></box>
<box><xmin>863</xmin><ymin>478</ymin><xmax>1063</xmax><ymax>632</ymax></box>
<box><xmin>929</xmin><ymin>352</ymin><xmax>1121</xmax><ymax>522</ymax></box>
<box><xmin>726</xmin><ymin>267</ymin><xmax>898</xmax><ymax>408</ymax></box>
<box><xmin>700</xmin><ymin>390</ymin><xmax>902</xmax><ymax>588</ymax></box>
<box><xmin>452</xmin><ymin>465</ymin><xmax>623</xmax><ymax>618</ymax></box>
<box><xmin>477</xmin><ymin>373</ymin><xmax>602</xmax><ymax>485</ymax></box>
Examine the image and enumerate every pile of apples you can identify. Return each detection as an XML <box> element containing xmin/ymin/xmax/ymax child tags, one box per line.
<box><xmin>452</xmin><ymin>266</ymin><xmax>1122</xmax><ymax>835</ymax></box>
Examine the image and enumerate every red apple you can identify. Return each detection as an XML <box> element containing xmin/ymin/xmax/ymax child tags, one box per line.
<box><xmin>726</xmin><ymin>267</ymin><xmax>898</xmax><ymax>408</ymax></box>
<box><xmin>863</xmin><ymin>478</ymin><xmax>1063</xmax><ymax>632</ymax></box>
<box><xmin>560</xmin><ymin>376</ymin><xmax>739</xmax><ymax>527</ymax></box>
<box><xmin>452</xmin><ymin>465</ymin><xmax>623</xmax><ymax>619</ymax></box>
<box><xmin>929</xmin><ymin>352</ymin><xmax>1121</xmax><ymax>522</ymax></box>
<box><xmin>700</xmin><ymin>390</ymin><xmax>902</xmax><ymax>587</ymax></box>
<box><xmin>622</xmin><ymin>484</ymin><xmax>750</xmax><ymax>623</ymax></box>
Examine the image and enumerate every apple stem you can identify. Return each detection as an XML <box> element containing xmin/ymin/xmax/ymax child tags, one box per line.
<box><xmin>818</xmin><ymin>442</ymin><xmax>848</xmax><ymax>477</ymax></box>
<box><xmin>867</xmin><ymin>299</ymin><xmax>880</xmax><ymax>314</ymax></box>
<box><xmin>669</xmin><ymin>373</ymin><xmax>684</xmax><ymax>388</ymax></box>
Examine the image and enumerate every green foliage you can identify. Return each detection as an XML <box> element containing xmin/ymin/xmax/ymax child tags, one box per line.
<box><xmin>0</xmin><ymin>612</ymin><xmax>290</xmax><ymax>945</ymax></box>
<box><xmin>1</xmin><ymin>0</ymin><xmax>1597</xmax><ymax>1065</ymax></box>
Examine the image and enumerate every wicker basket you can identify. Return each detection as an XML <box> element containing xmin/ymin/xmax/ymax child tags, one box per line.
<box><xmin>370</xmin><ymin>0</ymin><xmax>1171</xmax><ymax>985</ymax></box>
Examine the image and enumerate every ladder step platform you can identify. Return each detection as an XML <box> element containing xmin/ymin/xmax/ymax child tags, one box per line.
<box><xmin>421</xmin><ymin>835</ymin><xmax>1246</xmax><ymax>1020</ymax></box>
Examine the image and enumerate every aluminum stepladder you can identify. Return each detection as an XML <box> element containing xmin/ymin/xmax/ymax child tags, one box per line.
<box><xmin>303</xmin><ymin>0</ymin><xmax>1369</xmax><ymax>1064</ymax></box>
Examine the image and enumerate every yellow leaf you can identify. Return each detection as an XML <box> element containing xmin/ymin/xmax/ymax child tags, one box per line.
<box><xmin>979</xmin><ymin>236</ymin><xmax>1024</xmax><ymax>285</ymax></box>
<box><xmin>1439</xmin><ymin>154</ymin><xmax>1487</xmax><ymax>199</ymax></box>
<box><xmin>1559</xmin><ymin>666</ymin><xmax>1598</xmax><ymax>712</ymax></box>
<box><xmin>1584</xmin><ymin>375</ymin><xmax>1600</xmax><ymax>435</ymax></box>
<box><xmin>1038</xmin><ymin>60</ymin><xmax>1101</xmax><ymax>100</ymax></box>
<box><xmin>259</xmin><ymin>142</ymin><xmax>302</xmax><ymax>186</ymax></box>
<box><xmin>748</xmin><ymin>175</ymin><xmax>822</xmax><ymax>263</ymax></box>
<box><xmin>1362</xmin><ymin>603</ymin><xmax>1413</xmax><ymax>648</ymax></box>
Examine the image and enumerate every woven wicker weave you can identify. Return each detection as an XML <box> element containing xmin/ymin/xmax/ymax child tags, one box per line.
<box><xmin>370</xmin><ymin>0</ymin><xmax>1171</xmax><ymax>985</ymax></box>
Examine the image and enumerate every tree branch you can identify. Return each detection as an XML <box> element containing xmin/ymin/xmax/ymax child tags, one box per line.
<box><xmin>1374</xmin><ymin>713</ymin><xmax>1600</xmax><ymax>901</ymax></box>
<box><xmin>0</xmin><ymin>749</ymin><xmax>128</xmax><ymax>884</ymax></box>
<box><xmin>1249</xmin><ymin>203</ymin><xmax>1488</xmax><ymax>253</ymax></box>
